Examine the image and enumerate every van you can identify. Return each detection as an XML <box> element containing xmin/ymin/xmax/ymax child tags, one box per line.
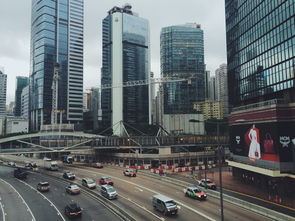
<box><xmin>152</xmin><ymin>194</ymin><xmax>178</xmax><ymax>215</ymax></box>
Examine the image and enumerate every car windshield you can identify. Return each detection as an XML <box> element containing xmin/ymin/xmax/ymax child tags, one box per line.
<box><xmin>69</xmin><ymin>204</ymin><xmax>81</xmax><ymax>212</ymax></box>
<box><xmin>86</xmin><ymin>179</ymin><xmax>95</xmax><ymax>184</ymax></box>
<box><xmin>70</xmin><ymin>185</ymin><xmax>79</xmax><ymax>189</ymax></box>
<box><xmin>165</xmin><ymin>200</ymin><xmax>176</xmax><ymax>207</ymax></box>
<box><xmin>192</xmin><ymin>188</ymin><xmax>201</xmax><ymax>193</ymax></box>
<box><xmin>205</xmin><ymin>180</ymin><xmax>213</xmax><ymax>184</ymax></box>
<box><xmin>67</xmin><ymin>173</ymin><xmax>74</xmax><ymax>176</ymax></box>
<box><xmin>104</xmin><ymin>177</ymin><xmax>111</xmax><ymax>181</ymax></box>
<box><xmin>40</xmin><ymin>183</ymin><xmax>49</xmax><ymax>186</ymax></box>
<box><xmin>107</xmin><ymin>187</ymin><xmax>115</xmax><ymax>192</ymax></box>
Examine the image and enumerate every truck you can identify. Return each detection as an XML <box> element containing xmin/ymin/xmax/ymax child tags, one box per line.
<box><xmin>61</xmin><ymin>155</ymin><xmax>74</xmax><ymax>164</ymax></box>
<box><xmin>44</xmin><ymin>160</ymin><xmax>58</xmax><ymax>171</ymax></box>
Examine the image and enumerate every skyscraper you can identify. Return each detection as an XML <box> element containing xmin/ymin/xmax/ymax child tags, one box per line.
<box><xmin>0</xmin><ymin>69</ymin><xmax>7</xmax><ymax>117</ymax></box>
<box><xmin>30</xmin><ymin>0</ymin><xmax>84</xmax><ymax>130</ymax></box>
<box><xmin>226</xmin><ymin>0</ymin><xmax>295</xmax><ymax>199</ymax></box>
<box><xmin>14</xmin><ymin>76</ymin><xmax>29</xmax><ymax>116</ymax></box>
<box><xmin>161</xmin><ymin>23</ymin><xmax>205</xmax><ymax>114</ymax></box>
<box><xmin>101</xmin><ymin>4</ymin><xmax>150</xmax><ymax>134</ymax></box>
<box><xmin>215</xmin><ymin>64</ymin><xmax>229</xmax><ymax>117</ymax></box>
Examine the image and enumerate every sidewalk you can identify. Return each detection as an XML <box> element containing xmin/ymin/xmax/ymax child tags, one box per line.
<box><xmin>170</xmin><ymin>169</ymin><xmax>295</xmax><ymax>211</ymax></box>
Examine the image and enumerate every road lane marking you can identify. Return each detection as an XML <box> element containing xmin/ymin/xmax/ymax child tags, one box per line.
<box><xmin>0</xmin><ymin>199</ymin><xmax>6</xmax><ymax>221</ymax></box>
<box><xmin>135</xmin><ymin>187</ymin><xmax>143</xmax><ymax>192</ymax></box>
<box><xmin>0</xmin><ymin>178</ymin><xmax>36</xmax><ymax>221</ymax></box>
<box><xmin>73</xmin><ymin>167</ymin><xmax>216</xmax><ymax>221</ymax></box>
<box><xmin>119</xmin><ymin>193</ymin><xmax>165</xmax><ymax>221</ymax></box>
<box><xmin>17</xmin><ymin>179</ymin><xmax>66</xmax><ymax>221</ymax></box>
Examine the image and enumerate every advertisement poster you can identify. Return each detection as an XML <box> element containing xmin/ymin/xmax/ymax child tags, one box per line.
<box><xmin>230</xmin><ymin>122</ymin><xmax>294</xmax><ymax>163</ymax></box>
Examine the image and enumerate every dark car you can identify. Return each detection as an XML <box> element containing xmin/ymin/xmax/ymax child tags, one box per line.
<box><xmin>37</xmin><ymin>182</ymin><xmax>50</xmax><ymax>192</ymax></box>
<box><xmin>14</xmin><ymin>168</ymin><xmax>27</xmax><ymax>179</ymax></box>
<box><xmin>65</xmin><ymin>185</ymin><xmax>81</xmax><ymax>195</ymax></box>
<box><xmin>199</xmin><ymin>179</ymin><xmax>217</xmax><ymax>190</ymax></box>
<box><xmin>64</xmin><ymin>203</ymin><xmax>82</xmax><ymax>218</ymax></box>
<box><xmin>25</xmin><ymin>162</ymin><xmax>37</xmax><ymax>169</ymax></box>
<box><xmin>99</xmin><ymin>176</ymin><xmax>113</xmax><ymax>186</ymax></box>
<box><xmin>63</xmin><ymin>172</ymin><xmax>76</xmax><ymax>180</ymax></box>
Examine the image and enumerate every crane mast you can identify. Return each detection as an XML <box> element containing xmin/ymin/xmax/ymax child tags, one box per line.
<box><xmin>51</xmin><ymin>63</ymin><xmax>60</xmax><ymax>125</ymax></box>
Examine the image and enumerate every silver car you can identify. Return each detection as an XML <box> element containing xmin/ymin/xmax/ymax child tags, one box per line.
<box><xmin>82</xmin><ymin>178</ymin><xmax>96</xmax><ymax>189</ymax></box>
<box><xmin>101</xmin><ymin>184</ymin><xmax>117</xmax><ymax>199</ymax></box>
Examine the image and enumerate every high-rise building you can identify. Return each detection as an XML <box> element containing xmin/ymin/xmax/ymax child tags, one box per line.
<box><xmin>30</xmin><ymin>0</ymin><xmax>84</xmax><ymax>130</ymax></box>
<box><xmin>226</xmin><ymin>0</ymin><xmax>295</xmax><ymax>200</ymax></box>
<box><xmin>204</xmin><ymin>70</ymin><xmax>211</xmax><ymax>99</ymax></box>
<box><xmin>208</xmin><ymin>76</ymin><xmax>216</xmax><ymax>100</ymax></box>
<box><xmin>161</xmin><ymin>23</ymin><xmax>205</xmax><ymax>114</ymax></box>
<box><xmin>14</xmin><ymin>76</ymin><xmax>29</xmax><ymax>116</ymax></box>
<box><xmin>215</xmin><ymin>64</ymin><xmax>229</xmax><ymax>117</ymax></box>
<box><xmin>101</xmin><ymin>4</ymin><xmax>150</xmax><ymax>134</ymax></box>
<box><xmin>21</xmin><ymin>85</ymin><xmax>29</xmax><ymax>119</ymax></box>
<box><xmin>0</xmin><ymin>69</ymin><xmax>7</xmax><ymax>117</ymax></box>
<box><xmin>193</xmin><ymin>100</ymin><xmax>223</xmax><ymax>120</ymax></box>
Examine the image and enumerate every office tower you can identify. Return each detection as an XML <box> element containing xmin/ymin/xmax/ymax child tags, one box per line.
<box><xmin>0</xmin><ymin>69</ymin><xmax>7</xmax><ymax>117</ymax></box>
<box><xmin>209</xmin><ymin>76</ymin><xmax>216</xmax><ymax>100</ymax></box>
<box><xmin>225</xmin><ymin>0</ymin><xmax>295</xmax><ymax>198</ymax></box>
<box><xmin>30</xmin><ymin>0</ymin><xmax>84</xmax><ymax>130</ymax></box>
<box><xmin>101</xmin><ymin>4</ymin><xmax>150</xmax><ymax>134</ymax></box>
<box><xmin>161</xmin><ymin>23</ymin><xmax>205</xmax><ymax>114</ymax></box>
<box><xmin>21</xmin><ymin>85</ymin><xmax>29</xmax><ymax>118</ymax></box>
<box><xmin>14</xmin><ymin>76</ymin><xmax>29</xmax><ymax>116</ymax></box>
<box><xmin>215</xmin><ymin>64</ymin><xmax>229</xmax><ymax>117</ymax></box>
<box><xmin>204</xmin><ymin>70</ymin><xmax>211</xmax><ymax>99</ymax></box>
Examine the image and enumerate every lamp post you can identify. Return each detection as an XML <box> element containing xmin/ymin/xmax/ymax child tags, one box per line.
<box><xmin>190</xmin><ymin>118</ymin><xmax>225</xmax><ymax>221</ymax></box>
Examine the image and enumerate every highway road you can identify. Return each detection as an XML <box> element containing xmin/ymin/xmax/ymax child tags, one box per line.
<box><xmin>0</xmin><ymin>165</ymin><xmax>121</xmax><ymax>221</ymax></box>
<box><xmin>61</xmin><ymin>165</ymin><xmax>272</xmax><ymax>221</ymax></box>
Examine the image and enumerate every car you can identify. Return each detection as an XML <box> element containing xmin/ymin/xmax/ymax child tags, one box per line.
<box><xmin>37</xmin><ymin>182</ymin><xmax>50</xmax><ymax>192</ymax></box>
<box><xmin>184</xmin><ymin>187</ymin><xmax>207</xmax><ymax>200</ymax></box>
<box><xmin>82</xmin><ymin>178</ymin><xmax>96</xmax><ymax>189</ymax></box>
<box><xmin>14</xmin><ymin>168</ymin><xmax>27</xmax><ymax>179</ymax></box>
<box><xmin>92</xmin><ymin>162</ymin><xmax>103</xmax><ymax>168</ymax></box>
<box><xmin>64</xmin><ymin>203</ymin><xmax>82</xmax><ymax>218</ymax></box>
<box><xmin>100</xmin><ymin>184</ymin><xmax>117</xmax><ymax>199</ymax></box>
<box><xmin>152</xmin><ymin>194</ymin><xmax>178</xmax><ymax>216</ymax></box>
<box><xmin>65</xmin><ymin>185</ymin><xmax>81</xmax><ymax>195</ymax></box>
<box><xmin>63</xmin><ymin>172</ymin><xmax>76</xmax><ymax>180</ymax></box>
<box><xmin>123</xmin><ymin>169</ymin><xmax>137</xmax><ymax>177</ymax></box>
<box><xmin>99</xmin><ymin>176</ymin><xmax>113</xmax><ymax>185</ymax></box>
<box><xmin>8</xmin><ymin>162</ymin><xmax>16</xmax><ymax>167</ymax></box>
<box><xmin>25</xmin><ymin>162</ymin><xmax>38</xmax><ymax>171</ymax></box>
<box><xmin>199</xmin><ymin>178</ymin><xmax>217</xmax><ymax>190</ymax></box>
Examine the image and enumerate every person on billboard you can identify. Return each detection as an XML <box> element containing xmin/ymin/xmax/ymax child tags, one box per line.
<box><xmin>248</xmin><ymin>124</ymin><xmax>261</xmax><ymax>159</ymax></box>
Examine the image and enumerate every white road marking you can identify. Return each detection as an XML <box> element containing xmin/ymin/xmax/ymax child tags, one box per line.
<box><xmin>0</xmin><ymin>199</ymin><xmax>6</xmax><ymax>221</ymax></box>
<box><xmin>17</xmin><ymin>179</ymin><xmax>66</xmax><ymax>221</ymax></box>
<box><xmin>74</xmin><ymin>167</ymin><xmax>216</xmax><ymax>221</ymax></box>
<box><xmin>119</xmin><ymin>193</ymin><xmax>165</xmax><ymax>221</ymax></box>
<box><xmin>135</xmin><ymin>187</ymin><xmax>143</xmax><ymax>192</ymax></box>
<box><xmin>0</xmin><ymin>178</ymin><xmax>36</xmax><ymax>221</ymax></box>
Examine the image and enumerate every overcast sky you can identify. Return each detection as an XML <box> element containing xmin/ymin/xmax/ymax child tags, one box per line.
<box><xmin>0</xmin><ymin>0</ymin><xmax>227</xmax><ymax>104</ymax></box>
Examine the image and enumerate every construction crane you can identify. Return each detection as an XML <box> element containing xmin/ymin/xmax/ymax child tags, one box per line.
<box><xmin>88</xmin><ymin>74</ymin><xmax>196</xmax><ymax>90</ymax></box>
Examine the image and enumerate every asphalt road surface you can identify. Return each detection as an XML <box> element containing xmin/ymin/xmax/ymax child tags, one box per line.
<box><xmin>0</xmin><ymin>165</ymin><xmax>121</xmax><ymax>221</ymax></box>
<box><xmin>62</xmin><ymin>165</ymin><xmax>272</xmax><ymax>221</ymax></box>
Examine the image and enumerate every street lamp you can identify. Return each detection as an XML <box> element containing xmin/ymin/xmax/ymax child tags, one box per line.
<box><xmin>190</xmin><ymin>119</ymin><xmax>225</xmax><ymax>221</ymax></box>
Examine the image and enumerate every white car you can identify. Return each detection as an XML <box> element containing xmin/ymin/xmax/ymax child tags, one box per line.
<box><xmin>82</xmin><ymin>178</ymin><xmax>96</xmax><ymax>189</ymax></box>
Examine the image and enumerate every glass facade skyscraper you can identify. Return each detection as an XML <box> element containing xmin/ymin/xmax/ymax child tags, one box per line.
<box><xmin>161</xmin><ymin>24</ymin><xmax>205</xmax><ymax>114</ymax></box>
<box><xmin>226</xmin><ymin>0</ymin><xmax>295</xmax><ymax>199</ymax></box>
<box><xmin>226</xmin><ymin>0</ymin><xmax>295</xmax><ymax>107</ymax></box>
<box><xmin>101</xmin><ymin>5</ymin><xmax>150</xmax><ymax>134</ymax></box>
<box><xmin>14</xmin><ymin>76</ymin><xmax>29</xmax><ymax>116</ymax></box>
<box><xmin>30</xmin><ymin>0</ymin><xmax>84</xmax><ymax>130</ymax></box>
<box><xmin>0</xmin><ymin>70</ymin><xmax>7</xmax><ymax>117</ymax></box>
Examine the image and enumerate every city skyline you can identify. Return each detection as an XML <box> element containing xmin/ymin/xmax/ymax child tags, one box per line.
<box><xmin>0</xmin><ymin>0</ymin><xmax>227</xmax><ymax>104</ymax></box>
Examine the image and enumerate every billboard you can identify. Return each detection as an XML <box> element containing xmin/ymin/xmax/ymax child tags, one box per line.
<box><xmin>230</xmin><ymin>122</ymin><xmax>295</xmax><ymax>163</ymax></box>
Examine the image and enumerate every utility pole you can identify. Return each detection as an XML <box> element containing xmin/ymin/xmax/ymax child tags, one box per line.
<box><xmin>51</xmin><ymin>63</ymin><xmax>60</xmax><ymax>125</ymax></box>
